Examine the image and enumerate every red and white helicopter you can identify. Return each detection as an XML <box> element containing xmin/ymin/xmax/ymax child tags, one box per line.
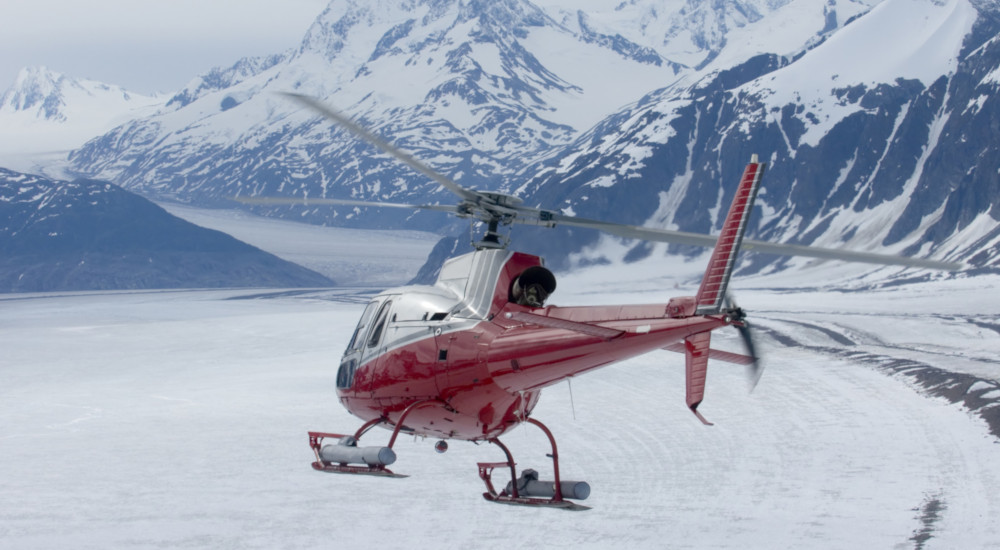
<box><xmin>244</xmin><ymin>94</ymin><xmax>960</xmax><ymax>511</ymax></box>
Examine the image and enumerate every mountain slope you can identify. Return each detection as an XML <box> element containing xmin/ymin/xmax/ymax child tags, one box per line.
<box><xmin>65</xmin><ymin>0</ymin><xmax>858</xmax><ymax>230</ymax></box>
<box><xmin>55</xmin><ymin>0</ymin><xmax>1000</xmax><ymax>274</ymax></box>
<box><xmin>0</xmin><ymin>168</ymin><xmax>334</xmax><ymax>292</ymax></box>
<box><xmin>0</xmin><ymin>67</ymin><xmax>165</xmax><ymax>175</ymax></box>
<box><xmin>511</xmin><ymin>0</ymin><xmax>1000</xmax><ymax>272</ymax></box>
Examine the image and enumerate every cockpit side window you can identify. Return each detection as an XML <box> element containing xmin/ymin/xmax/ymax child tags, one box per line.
<box><xmin>366</xmin><ymin>300</ymin><xmax>393</xmax><ymax>349</ymax></box>
<box><xmin>346</xmin><ymin>301</ymin><xmax>379</xmax><ymax>354</ymax></box>
<box><xmin>336</xmin><ymin>358</ymin><xmax>357</xmax><ymax>389</ymax></box>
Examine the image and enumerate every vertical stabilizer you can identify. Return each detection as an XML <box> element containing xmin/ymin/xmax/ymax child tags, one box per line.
<box><xmin>684</xmin><ymin>332</ymin><xmax>713</xmax><ymax>425</ymax></box>
<box><xmin>695</xmin><ymin>158</ymin><xmax>766</xmax><ymax>315</ymax></box>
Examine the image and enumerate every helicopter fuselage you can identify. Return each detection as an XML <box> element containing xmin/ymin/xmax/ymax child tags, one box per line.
<box><xmin>267</xmin><ymin>96</ymin><xmax>950</xmax><ymax>506</ymax></box>
<box><xmin>336</xmin><ymin>249</ymin><xmax>728</xmax><ymax>441</ymax></box>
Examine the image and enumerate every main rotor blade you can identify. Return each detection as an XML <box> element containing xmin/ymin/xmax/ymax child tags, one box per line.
<box><xmin>280</xmin><ymin>92</ymin><xmax>480</xmax><ymax>203</ymax></box>
<box><xmin>233</xmin><ymin>196</ymin><xmax>461</xmax><ymax>214</ymax></box>
<box><xmin>737</xmin><ymin>238</ymin><xmax>961</xmax><ymax>271</ymax></box>
<box><xmin>542</xmin><ymin>211</ymin><xmax>962</xmax><ymax>271</ymax></box>
<box><xmin>278</xmin><ymin>93</ymin><xmax>960</xmax><ymax>271</ymax></box>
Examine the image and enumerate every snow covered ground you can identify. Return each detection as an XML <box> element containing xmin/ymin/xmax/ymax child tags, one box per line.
<box><xmin>1</xmin><ymin>226</ymin><xmax>999</xmax><ymax>548</ymax></box>
<box><xmin>159</xmin><ymin>203</ymin><xmax>439</xmax><ymax>285</ymax></box>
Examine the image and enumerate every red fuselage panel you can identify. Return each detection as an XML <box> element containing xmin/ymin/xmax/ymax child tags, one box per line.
<box><xmin>338</xmin><ymin>306</ymin><xmax>725</xmax><ymax>441</ymax></box>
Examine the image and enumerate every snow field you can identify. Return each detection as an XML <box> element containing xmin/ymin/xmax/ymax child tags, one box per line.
<box><xmin>2</xmin><ymin>257</ymin><xmax>998</xmax><ymax>548</ymax></box>
<box><xmin>158</xmin><ymin>203</ymin><xmax>440</xmax><ymax>285</ymax></box>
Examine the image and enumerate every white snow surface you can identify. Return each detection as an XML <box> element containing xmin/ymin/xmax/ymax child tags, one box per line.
<box><xmin>742</xmin><ymin>0</ymin><xmax>978</xmax><ymax>147</ymax></box>
<box><xmin>752</xmin><ymin>0</ymin><xmax>975</xmax><ymax>96</ymax></box>
<box><xmin>2</xmin><ymin>225</ymin><xmax>999</xmax><ymax>548</ymax></box>
<box><xmin>158</xmin><ymin>202</ymin><xmax>439</xmax><ymax>286</ymax></box>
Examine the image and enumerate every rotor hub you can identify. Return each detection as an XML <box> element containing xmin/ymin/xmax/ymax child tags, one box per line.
<box><xmin>476</xmin><ymin>192</ymin><xmax>524</xmax><ymax>208</ymax></box>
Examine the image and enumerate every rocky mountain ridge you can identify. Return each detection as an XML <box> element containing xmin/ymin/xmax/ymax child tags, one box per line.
<box><xmin>4</xmin><ymin>0</ymin><xmax>997</xmax><ymax>274</ymax></box>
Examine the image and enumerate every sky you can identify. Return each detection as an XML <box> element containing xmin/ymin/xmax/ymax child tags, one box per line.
<box><xmin>0</xmin><ymin>0</ymin><xmax>330</xmax><ymax>95</ymax></box>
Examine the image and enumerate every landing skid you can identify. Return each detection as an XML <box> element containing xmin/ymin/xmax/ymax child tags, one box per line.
<box><xmin>477</xmin><ymin>418</ymin><xmax>591</xmax><ymax>511</ymax></box>
<box><xmin>308</xmin><ymin>427</ymin><xmax>404</xmax><ymax>478</ymax></box>
<box><xmin>311</xmin><ymin>461</ymin><xmax>408</xmax><ymax>478</ymax></box>
<box><xmin>478</xmin><ymin>461</ymin><xmax>591</xmax><ymax>511</ymax></box>
<box><xmin>481</xmin><ymin>491</ymin><xmax>591</xmax><ymax>511</ymax></box>
<box><xmin>309</xmin><ymin>411</ymin><xmax>591</xmax><ymax>509</ymax></box>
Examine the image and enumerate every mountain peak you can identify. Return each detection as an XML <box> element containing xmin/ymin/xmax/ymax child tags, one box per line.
<box><xmin>298</xmin><ymin>0</ymin><xmax>431</xmax><ymax>62</ymax></box>
<box><xmin>0</xmin><ymin>65</ymin><xmax>161</xmax><ymax>121</ymax></box>
<box><xmin>1</xmin><ymin>66</ymin><xmax>72</xmax><ymax>120</ymax></box>
<box><xmin>0</xmin><ymin>67</ymin><xmax>166</xmax><ymax>168</ymax></box>
<box><xmin>296</xmin><ymin>0</ymin><xmax>556</xmax><ymax>63</ymax></box>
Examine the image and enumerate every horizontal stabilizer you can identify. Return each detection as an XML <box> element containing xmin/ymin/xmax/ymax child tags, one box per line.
<box><xmin>662</xmin><ymin>342</ymin><xmax>755</xmax><ymax>365</ymax></box>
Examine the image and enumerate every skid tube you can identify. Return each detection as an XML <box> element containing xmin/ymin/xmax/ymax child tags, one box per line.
<box><xmin>308</xmin><ymin>430</ymin><xmax>407</xmax><ymax>477</ymax></box>
<box><xmin>477</xmin><ymin>418</ymin><xmax>591</xmax><ymax>511</ymax></box>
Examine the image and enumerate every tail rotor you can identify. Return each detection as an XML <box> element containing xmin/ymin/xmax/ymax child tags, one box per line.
<box><xmin>725</xmin><ymin>294</ymin><xmax>762</xmax><ymax>390</ymax></box>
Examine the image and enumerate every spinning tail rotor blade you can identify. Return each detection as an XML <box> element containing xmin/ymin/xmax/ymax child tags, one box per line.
<box><xmin>724</xmin><ymin>295</ymin><xmax>762</xmax><ymax>391</ymax></box>
<box><xmin>737</xmin><ymin>321</ymin><xmax>762</xmax><ymax>390</ymax></box>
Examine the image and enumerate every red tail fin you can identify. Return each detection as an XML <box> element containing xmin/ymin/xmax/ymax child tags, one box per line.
<box><xmin>695</xmin><ymin>158</ymin><xmax>766</xmax><ymax>315</ymax></box>
<box><xmin>684</xmin><ymin>332</ymin><xmax>713</xmax><ymax>425</ymax></box>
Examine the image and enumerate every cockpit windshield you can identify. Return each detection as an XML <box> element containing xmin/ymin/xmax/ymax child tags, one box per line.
<box><xmin>366</xmin><ymin>300</ymin><xmax>392</xmax><ymax>348</ymax></box>
<box><xmin>346</xmin><ymin>300</ymin><xmax>379</xmax><ymax>354</ymax></box>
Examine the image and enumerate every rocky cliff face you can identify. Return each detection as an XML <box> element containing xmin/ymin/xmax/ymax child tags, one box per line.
<box><xmin>513</xmin><ymin>0</ymin><xmax>1000</xmax><ymax>271</ymax></box>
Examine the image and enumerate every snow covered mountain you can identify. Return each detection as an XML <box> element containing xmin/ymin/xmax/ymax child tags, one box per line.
<box><xmin>65</xmin><ymin>0</ymin><xmax>852</xmax><ymax>219</ymax></box>
<box><xmin>0</xmin><ymin>168</ymin><xmax>334</xmax><ymax>292</ymax></box>
<box><xmin>62</xmin><ymin>0</ymin><xmax>1000</xmax><ymax>271</ymax></box>
<box><xmin>0</xmin><ymin>67</ymin><xmax>165</xmax><ymax>176</ymax></box>
<box><xmin>515</xmin><ymin>0</ymin><xmax>1000</xmax><ymax>271</ymax></box>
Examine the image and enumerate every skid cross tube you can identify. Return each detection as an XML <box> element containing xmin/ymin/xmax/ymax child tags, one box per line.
<box><xmin>486</xmin><ymin>438</ymin><xmax>521</xmax><ymax>498</ymax></box>
<box><xmin>527</xmin><ymin>417</ymin><xmax>563</xmax><ymax>501</ymax></box>
<box><xmin>352</xmin><ymin>417</ymin><xmax>386</xmax><ymax>441</ymax></box>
